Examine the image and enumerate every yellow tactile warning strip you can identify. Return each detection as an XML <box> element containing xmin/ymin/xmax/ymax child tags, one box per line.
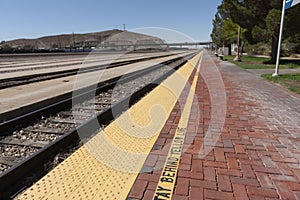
<box><xmin>17</xmin><ymin>52</ymin><xmax>202</xmax><ymax>200</ymax></box>
<box><xmin>153</xmin><ymin>53</ymin><xmax>202</xmax><ymax>200</ymax></box>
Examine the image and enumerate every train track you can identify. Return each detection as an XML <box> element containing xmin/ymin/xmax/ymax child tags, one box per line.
<box><xmin>0</xmin><ymin>51</ymin><xmax>173</xmax><ymax>69</ymax></box>
<box><xmin>0</xmin><ymin>53</ymin><xmax>177</xmax><ymax>90</ymax></box>
<box><xmin>0</xmin><ymin>51</ymin><xmax>198</xmax><ymax>199</ymax></box>
<box><xmin>0</xmin><ymin>52</ymin><xmax>175</xmax><ymax>72</ymax></box>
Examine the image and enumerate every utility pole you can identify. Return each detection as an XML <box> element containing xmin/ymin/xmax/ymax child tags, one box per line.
<box><xmin>234</xmin><ymin>25</ymin><xmax>242</xmax><ymax>62</ymax></box>
<box><xmin>72</xmin><ymin>32</ymin><xmax>76</xmax><ymax>50</ymax></box>
<box><xmin>123</xmin><ymin>24</ymin><xmax>126</xmax><ymax>31</ymax></box>
<box><xmin>57</xmin><ymin>36</ymin><xmax>62</xmax><ymax>49</ymax></box>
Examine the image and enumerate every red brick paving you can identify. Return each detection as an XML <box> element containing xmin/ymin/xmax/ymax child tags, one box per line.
<box><xmin>127</xmin><ymin>52</ymin><xmax>300</xmax><ymax>199</ymax></box>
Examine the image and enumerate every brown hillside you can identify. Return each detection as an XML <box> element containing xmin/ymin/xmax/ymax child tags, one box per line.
<box><xmin>5</xmin><ymin>30</ymin><xmax>164</xmax><ymax>49</ymax></box>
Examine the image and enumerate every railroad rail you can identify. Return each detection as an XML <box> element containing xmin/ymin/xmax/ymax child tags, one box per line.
<box><xmin>0</xmin><ymin>53</ymin><xmax>177</xmax><ymax>90</ymax></box>
<box><xmin>0</xmin><ymin>51</ymin><xmax>175</xmax><ymax>71</ymax></box>
<box><xmin>0</xmin><ymin>51</ymin><xmax>198</xmax><ymax>199</ymax></box>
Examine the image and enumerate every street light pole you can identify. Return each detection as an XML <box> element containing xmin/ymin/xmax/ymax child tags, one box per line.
<box><xmin>234</xmin><ymin>25</ymin><xmax>242</xmax><ymax>62</ymax></box>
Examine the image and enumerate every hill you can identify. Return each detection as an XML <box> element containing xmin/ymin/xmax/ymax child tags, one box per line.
<box><xmin>3</xmin><ymin>30</ymin><xmax>165</xmax><ymax>50</ymax></box>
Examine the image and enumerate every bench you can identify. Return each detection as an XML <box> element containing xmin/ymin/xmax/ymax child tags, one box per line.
<box><xmin>219</xmin><ymin>54</ymin><xmax>224</xmax><ymax>60</ymax></box>
<box><xmin>215</xmin><ymin>53</ymin><xmax>224</xmax><ymax>60</ymax></box>
<box><xmin>214</xmin><ymin>53</ymin><xmax>224</xmax><ymax>60</ymax></box>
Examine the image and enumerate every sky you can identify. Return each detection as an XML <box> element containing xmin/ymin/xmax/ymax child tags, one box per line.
<box><xmin>0</xmin><ymin>0</ymin><xmax>222</xmax><ymax>42</ymax></box>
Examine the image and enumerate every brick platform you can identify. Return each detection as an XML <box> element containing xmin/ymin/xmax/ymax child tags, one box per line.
<box><xmin>128</xmin><ymin>52</ymin><xmax>300</xmax><ymax>200</ymax></box>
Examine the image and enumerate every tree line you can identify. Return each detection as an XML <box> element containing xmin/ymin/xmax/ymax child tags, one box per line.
<box><xmin>211</xmin><ymin>0</ymin><xmax>300</xmax><ymax>63</ymax></box>
<box><xmin>0</xmin><ymin>41</ymin><xmax>64</xmax><ymax>54</ymax></box>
